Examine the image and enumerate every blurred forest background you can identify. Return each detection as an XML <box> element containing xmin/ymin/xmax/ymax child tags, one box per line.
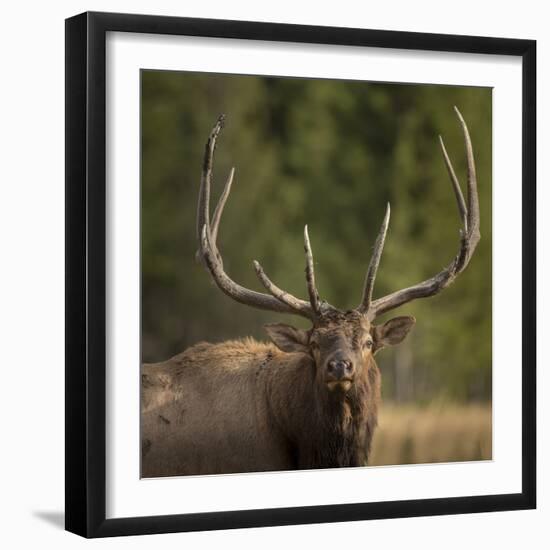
<box><xmin>141</xmin><ymin>70</ymin><xmax>492</xmax><ymax>465</ymax></box>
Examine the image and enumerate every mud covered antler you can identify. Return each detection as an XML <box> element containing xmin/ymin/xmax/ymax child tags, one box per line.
<box><xmin>197</xmin><ymin>108</ymin><xmax>480</xmax><ymax>324</ymax></box>
<box><xmin>197</xmin><ymin>115</ymin><xmax>329</xmax><ymax>320</ymax></box>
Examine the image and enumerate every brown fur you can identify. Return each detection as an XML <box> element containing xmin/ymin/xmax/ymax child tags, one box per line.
<box><xmin>139</xmin><ymin>310</ymin><xmax>413</xmax><ymax>478</ymax></box>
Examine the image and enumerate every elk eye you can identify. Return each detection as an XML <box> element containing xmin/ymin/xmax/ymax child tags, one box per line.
<box><xmin>364</xmin><ymin>339</ymin><xmax>373</xmax><ymax>349</ymax></box>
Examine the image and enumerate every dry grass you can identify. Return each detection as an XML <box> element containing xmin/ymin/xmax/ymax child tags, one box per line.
<box><xmin>369</xmin><ymin>402</ymin><xmax>492</xmax><ymax>466</ymax></box>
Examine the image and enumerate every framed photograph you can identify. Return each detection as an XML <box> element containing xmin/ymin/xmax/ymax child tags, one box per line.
<box><xmin>65</xmin><ymin>11</ymin><xmax>536</xmax><ymax>538</ymax></box>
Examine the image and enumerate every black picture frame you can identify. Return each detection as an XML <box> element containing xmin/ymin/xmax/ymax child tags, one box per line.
<box><xmin>65</xmin><ymin>11</ymin><xmax>536</xmax><ymax>538</ymax></box>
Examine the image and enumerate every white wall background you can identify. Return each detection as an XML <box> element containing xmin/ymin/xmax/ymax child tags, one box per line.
<box><xmin>0</xmin><ymin>1</ymin><xmax>546</xmax><ymax>548</ymax></box>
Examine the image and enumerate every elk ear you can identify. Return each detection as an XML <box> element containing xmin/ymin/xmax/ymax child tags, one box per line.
<box><xmin>264</xmin><ymin>323</ymin><xmax>310</xmax><ymax>353</ymax></box>
<box><xmin>372</xmin><ymin>316</ymin><xmax>415</xmax><ymax>351</ymax></box>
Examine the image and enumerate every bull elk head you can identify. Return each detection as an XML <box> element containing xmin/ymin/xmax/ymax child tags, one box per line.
<box><xmin>197</xmin><ymin>108</ymin><xmax>479</xmax><ymax>394</ymax></box>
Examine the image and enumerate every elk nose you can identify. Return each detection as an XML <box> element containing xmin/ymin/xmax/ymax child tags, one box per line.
<box><xmin>327</xmin><ymin>359</ymin><xmax>354</xmax><ymax>380</ymax></box>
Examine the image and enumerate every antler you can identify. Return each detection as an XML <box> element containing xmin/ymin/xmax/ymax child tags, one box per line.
<box><xmin>197</xmin><ymin>109</ymin><xmax>479</xmax><ymax>323</ymax></box>
<box><xmin>197</xmin><ymin>115</ymin><xmax>327</xmax><ymax>320</ymax></box>
<box><xmin>359</xmin><ymin>106</ymin><xmax>480</xmax><ymax>319</ymax></box>
<box><xmin>357</xmin><ymin>203</ymin><xmax>391</xmax><ymax>314</ymax></box>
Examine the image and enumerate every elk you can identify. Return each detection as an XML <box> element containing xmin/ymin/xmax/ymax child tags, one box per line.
<box><xmin>141</xmin><ymin>108</ymin><xmax>480</xmax><ymax>477</ymax></box>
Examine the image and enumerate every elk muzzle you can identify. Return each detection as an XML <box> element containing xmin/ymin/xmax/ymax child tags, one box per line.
<box><xmin>326</xmin><ymin>357</ymin><xmax>355</xmax><ymax>392</ymax></box>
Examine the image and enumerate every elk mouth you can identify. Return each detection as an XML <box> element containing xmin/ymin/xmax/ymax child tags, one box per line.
<box><xmin>326</xmin><ymin>380</ymin><xmax>353</xmax><ymax>392</ymax></box>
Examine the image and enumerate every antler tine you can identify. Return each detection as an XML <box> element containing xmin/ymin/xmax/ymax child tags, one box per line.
<box><xmin>196</xmin><ymin>116</ymin><xmax>315</xmax><ymax>320</ymax></box>
<box><xmin>439</xmin><ymin>135</ymin><xmax>468</xmax><ymax>232</ymax></box>
<box><xmin>358</xmin><ymin>203</ymin><xmax>391</xmax><ymax>314</ymax></box>
<box><xmin>211</xmin><ymin>167</ymin><xmax>235</xmax><ymax>246</ymax></box>
<box><xmin>199</xmin><ymin>226</ymin><xmax>302</xmax><ymax>315</ymax></box>
<box><xmin>454</xmin><ymin>106</ymin><xmax>480</xmax><ymax>253</ymax></box>
<box><xmin>304</xmin><ymin>225</ymin><xmax>322</xmax><ymax>316</ymax></box>
<box><xmin>197</xmin><ymin>114</ymin><xmax>224</xmax><ymax>253</ymax></box>
<box><xmin>253</xmin><ymin>260</ymin><xmax>313</xmax><ymax>316</ymax></box>
<box><xmin>367</xmin><ymin>107</ymin><xmax>481</xmax><ymax>319</ymax></box>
